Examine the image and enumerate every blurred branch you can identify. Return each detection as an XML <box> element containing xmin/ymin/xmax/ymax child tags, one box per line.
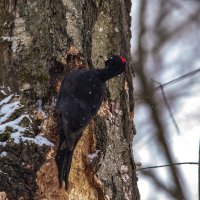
<box><xmin>136</xmin><ymin>67</ymin><xmax>200</xmax><ymax>101</ymax></box>
<box><xmin>137</xmin><ymin>162</ymin><xmax>199</xmax><ymax>171</ymax></box>
<box><xmin>198</xmin><ymin>141</ymin><xmax>200</xmax><ymax>200</ymax></box>
<box><xmin>154</xmin><ymin>8</ymin><xmax>200</xmax><ymax>53</ymax></box>
<box><xmin>154</xmin><ymin>68</ymin><xmax>200</xmax><ymax>91</ymax></box>
<box><xmin>137</xmin><ymin>61</ymin><xmax>186</xmax><ymax>197</ymax></box>
<box><xmin>152</xmin><ymin>79</ymin><xmax>180</xmax><ymax>135</ymax></box>
<box><xmin>136</xmin><ymin>0</ymin><xmax>185</xmax><ymax>198</ymax></box>
<box><xmin>141</xmin><ymin>170</ymin><xmax>178</xmax><ymax>197</ymax></box>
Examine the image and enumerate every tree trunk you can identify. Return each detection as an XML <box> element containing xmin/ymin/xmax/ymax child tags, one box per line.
<box><xmin>0</xmin><ymin>0</ymin><xmax>140</xmax><ymax>199</ymax></box>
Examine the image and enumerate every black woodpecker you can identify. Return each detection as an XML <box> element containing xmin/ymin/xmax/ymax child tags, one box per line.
<box><xmin>56</xmin><ymin>55</ymin><xmax>126</xmax><ymax>190</ymax></box>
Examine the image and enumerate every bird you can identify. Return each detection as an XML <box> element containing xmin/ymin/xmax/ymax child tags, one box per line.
<box><xmin>55</xmin><ymin>55</ymin><xmax>126</xmax><ymax>190</ymax></box>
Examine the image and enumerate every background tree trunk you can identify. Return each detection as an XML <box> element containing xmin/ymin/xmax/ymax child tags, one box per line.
<box><xmin>0</xmin><ymin>0</ymin><xmax>140</xmax><ymax>199</ymax></box>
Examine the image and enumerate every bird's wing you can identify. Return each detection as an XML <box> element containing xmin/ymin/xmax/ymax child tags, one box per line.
<box><xmin>67</xmin><ymin>71</ymin><xmax>105</xmax><ymax>134</ymax></box>
<box><xmin>57</xmin><ymin>70</ymin><xmax>105</xmax><ymax>144</ymax></box>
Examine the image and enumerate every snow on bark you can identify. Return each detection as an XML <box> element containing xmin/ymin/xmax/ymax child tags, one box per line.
<box><xmin>0</xmin><ymin>92</ymin><xmax>53</xmax><ymax>147</ymax></box>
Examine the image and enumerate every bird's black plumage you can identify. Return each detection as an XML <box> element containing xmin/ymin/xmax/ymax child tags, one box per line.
<box><xmin>56</xmin><ymin>55</ymin><xmax>126</xmax><ymax>190</ymax></box>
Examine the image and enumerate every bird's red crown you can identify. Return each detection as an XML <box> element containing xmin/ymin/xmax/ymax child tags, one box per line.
<box><xmin>120</xmin><ymin>56</ymin><xmax>126</xmax><ymax>64</ymax></box>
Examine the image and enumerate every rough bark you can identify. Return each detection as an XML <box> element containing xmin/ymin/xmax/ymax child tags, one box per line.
<box><xmin>0</xmin><ymin>0</ymin><xmax>140</xmax><ymax>199</ymax></box>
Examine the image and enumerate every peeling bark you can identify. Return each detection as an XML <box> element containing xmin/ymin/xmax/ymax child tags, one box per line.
<box><xmin>0</xmin><ymin>0</ymin><xmax>140</xmax><ymax>199</ymax></box>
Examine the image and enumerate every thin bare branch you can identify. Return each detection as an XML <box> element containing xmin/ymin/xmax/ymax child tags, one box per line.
<box><xmin>154</xmin><ymin>68</ymin><xmax>200</xmax><ymax>92</ymax></box>
<box><xmin>135</xmin><ymin>67</ymin><xmax>200</xmax><ymax>102</ymax></box>
<box><xmin>137</xmin><ymin>162</ymin><xmax>199</xmax><ymax>171</ymax></box>
<box><xmin>152</xmin><ymin>79</ymin><xmax>181</xmax><ymax>135</ymax></box>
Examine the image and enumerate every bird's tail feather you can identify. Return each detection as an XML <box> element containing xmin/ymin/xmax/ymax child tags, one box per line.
<box><xmin>56</xmin><ymin>130</ymin><xmax>74</xmax><ymax>190</ymax></box>
<box><xmin>56</xmin><ymin>146</ymin><xmax>73</xmax><ymax>190</ymax></box>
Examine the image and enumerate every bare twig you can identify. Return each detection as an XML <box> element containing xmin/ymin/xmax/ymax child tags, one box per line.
<box><xmin>154</xmin><ymin>68</ymin><xmax>200</xmax><ymax>92</ymax></box>
<box><xmin>152</xmin><ymin>79</ymin><xmax>181</xmax><ymax>135</ymax></box>
<box><xmin>135</xmin><ymin>67</ymin><xmax>200</xmax><ymax>102</ymax></box>
<box><xmin>137</xmin><ymin>162</ymin><xmax>199</xmax><ymax>171</ymax></box>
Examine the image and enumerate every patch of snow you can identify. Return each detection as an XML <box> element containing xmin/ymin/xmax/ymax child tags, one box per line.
<box><xmin>0</xmin><ymin>94</ymin><xmax>13</xmax><ymax>106</ymax></box>
<box><xmin>0</xmin><ymin>170</ymin><xmax>6</xmax><ymax>174</ymax></box>
<box><xmin>0</xmin><ymin>101</ymin><xmax>21</xmax><ymax>123</ymax></box>
<box><xmin>51</xmin><ymin>97</ymin><xmax>56</xmax><ymax>107</ymax></box>
<box><xmin>10</xmin><ymin>132</ymin><xmax>54</xmax><ymax>146</ymax></box>
<box><xmin>0</xmin><ymin>115</ymin><xmax>28</xmax><ymax>133</ymax></box>
<box><xmin>0</xmin><ymin>94</ymin><xmax>53</xmax><ymax>148</ymax></box>
<box><xmin>0</xmin><ymin>116</ymin><xmax>53</xmax><ymax>146</ymax></box>
<box><xmin>1</xmin><ymin>36</ymin><xmax>12</xmax><ymax>42</ymax></box>
<box><xmin>88</xmin><ymin>150</ymin><xmax>100</xmax><ymax>161</ymax></box>
<box><xmin>10</xmin><ymin>132</ymin><xmax>23</xmax><ymax>143</ymax></box>
<box><xmin>34</xmin><ymin>135</ymin><xmax>54</xmax><ymax>146</ymax></box>
<box><xmin>0</xmin><ymin>142</ymin><xmax>6</xmax><ymax>146</ymax></box>
<box><xmin>0</xmin><ymin>90</ymin><xmax>7</xmax><ymax>95</ymax></box>
<box><xmin>0</xmin><ymin>151</ymin><xmax>7</xmax><ymax>157</ymax></box>
<box><xmin>37</xmin><ymin>100</ymin><xmax>47</xmax><ymax>119</ymax></box>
